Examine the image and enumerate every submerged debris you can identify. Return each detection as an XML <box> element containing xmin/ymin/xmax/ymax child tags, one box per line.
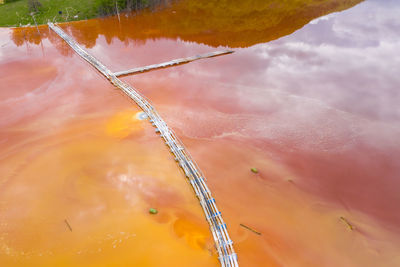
<box><xmin>64</xmin><ymin>219</ymin><xmax>72</xmax><ymax>232</ymax></box>
<box><xmin>136</xmin><ymin>111</ymin><xmax>148</xmax><ymax>120</ymax></box>
<box><xmin>149</xmin><ymin>208</ymin><xmax>158</xmax><ymax>214</ymax></box>
<box><xmin>240</xmin><ymin>223</ymin><xmax>261</xmax><ymax>235</ymax></box>
<box><xmin>340</xmin><ymin>216</ymin><xmax>355</xmax><ymax>231</ymax></box>
<box><xmin>250</xmin><ymin>167</ymin><xmax>259</xmax><ymax>174</ymax></box>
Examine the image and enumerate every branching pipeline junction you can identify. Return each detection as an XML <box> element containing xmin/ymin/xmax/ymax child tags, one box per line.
<box><xmin>48</xmin><ymin>22</ymin><xmax>238</xmax><ymax>267</ymax></box>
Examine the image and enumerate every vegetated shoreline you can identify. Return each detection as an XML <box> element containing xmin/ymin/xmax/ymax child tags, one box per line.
<box><xmin>0</xmin><ymin>0</ymin><xmax>169</xmax><ymax>28</ymax></box>
<box><xmin>4</xmin><ymin>13</ymin><xmax>118</xmax><ymax>29</ymax></box>
<box><xmin>7</xmin><ymin>0</ymin><xmax>363</xmax><ymax>49</ymax></box>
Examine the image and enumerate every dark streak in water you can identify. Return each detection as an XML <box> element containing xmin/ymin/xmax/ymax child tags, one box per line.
<box><xmin>65</xmin><ymin>219</ymin><xmax>73</xmax><ymax>232</ymax></box>
<box><xmin>240</xmin><ymin>223</ymin><xmax>261</xmax><ymax>235</ymax></box>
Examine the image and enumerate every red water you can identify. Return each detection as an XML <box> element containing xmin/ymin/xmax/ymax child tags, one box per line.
<box><xmin>1</xmin><ymin>0</ymin><xmax>400</xmax><ymax>266</ymax></box>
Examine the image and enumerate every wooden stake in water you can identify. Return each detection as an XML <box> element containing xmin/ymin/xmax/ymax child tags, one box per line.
<box><xmin>64</xmin><ymin>219</ymin><xmax>72</xmax><ymax>232</ymax></box>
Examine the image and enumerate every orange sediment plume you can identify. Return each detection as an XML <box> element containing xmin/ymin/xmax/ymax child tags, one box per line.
<box><xmin>1</xmin><ymin>0</ymin><xmax>400</xmax><ymax>266</ymax></box>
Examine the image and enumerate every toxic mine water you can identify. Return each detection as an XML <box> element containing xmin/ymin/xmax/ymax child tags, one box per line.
<box><xmin>1</xmin><ymin>0</ymin><xmax>400</xmax><ymax>266</ymax></box>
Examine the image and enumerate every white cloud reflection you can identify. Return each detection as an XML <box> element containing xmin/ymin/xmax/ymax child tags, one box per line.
<box><xmin>243</xmin><ymin>0</ymin><xmax>400</xmax><ymax>123</ymax></box>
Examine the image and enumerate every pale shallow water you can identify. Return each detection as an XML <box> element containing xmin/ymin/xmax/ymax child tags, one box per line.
<box><xmin>1</xmin><ymin>0</ymin><xmax>400</xmax><ymax>266</ymax></box>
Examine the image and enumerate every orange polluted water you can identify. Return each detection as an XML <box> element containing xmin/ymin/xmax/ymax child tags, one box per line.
<box><xmin>2</xmin><ymin>0</ymin><xmax>400</xmax><ymax>266</ymax></box>
<box><xmin>0</xmin><ymin>27</ymin><xmax>216</xmax><ymax>266</ymax></box>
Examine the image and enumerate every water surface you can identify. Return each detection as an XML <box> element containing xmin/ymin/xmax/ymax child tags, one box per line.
<box><xmin>1</xmin><ymin>0</ymin><xmax>400</xmax><ymax>266</ymax></box>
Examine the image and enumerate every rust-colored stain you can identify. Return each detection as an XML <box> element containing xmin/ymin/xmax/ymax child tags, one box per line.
<box><xmin>2</xmin><ymin>0</ymin><xmax>400</xmax><ymax>266</ymax></box>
